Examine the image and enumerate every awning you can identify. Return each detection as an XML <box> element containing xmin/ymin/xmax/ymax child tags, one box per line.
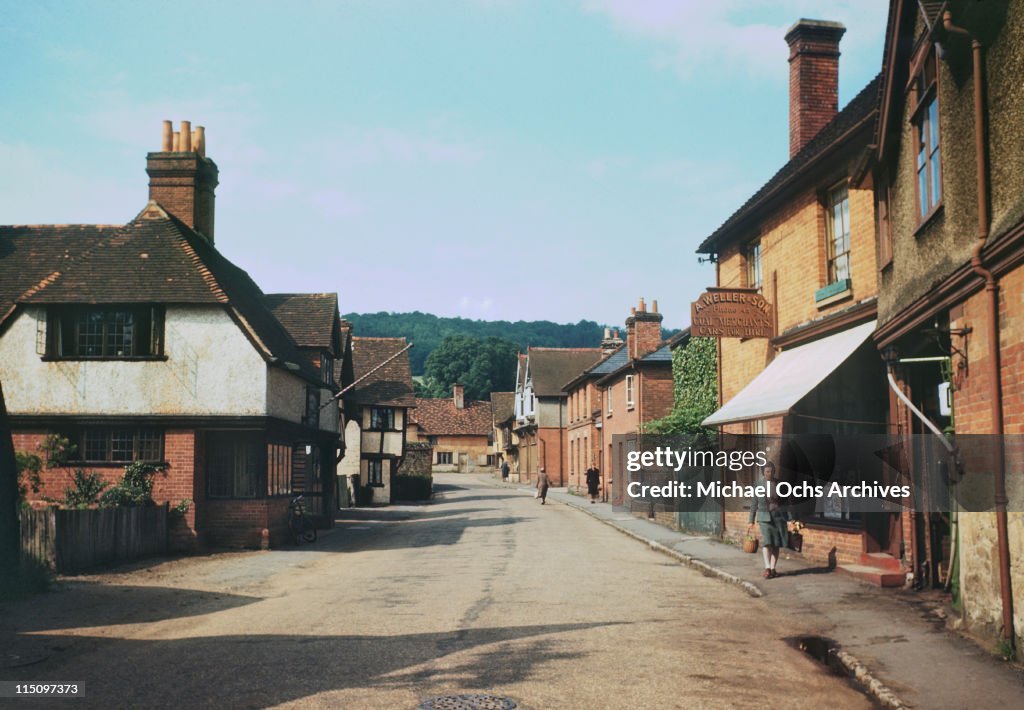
<box><xmin>703</xmin><ymin>320</ymin><xmax>877</xmax><ymax>427</ymax></box>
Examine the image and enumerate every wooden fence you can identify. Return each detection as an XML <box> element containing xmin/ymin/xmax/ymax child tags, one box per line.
<box><xmin>20</xmin><ymin>504</ymin><xmax>168</xmax><ymax>574</ymax></box>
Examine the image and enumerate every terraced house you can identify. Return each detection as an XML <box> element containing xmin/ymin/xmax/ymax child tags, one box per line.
<box><xmin>0</xmin><ymin>122</ymin><xmax>343</xmax><ymax>549</ymax></box>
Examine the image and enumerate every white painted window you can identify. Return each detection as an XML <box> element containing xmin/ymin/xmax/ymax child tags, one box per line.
<box><xmin>625</xmin><ymin>375</ymin><xmax>635</xmax><ymax>407</ymax></box>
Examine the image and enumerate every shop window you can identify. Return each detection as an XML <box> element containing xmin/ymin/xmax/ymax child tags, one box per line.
<box><xmin>206</xmin><ymin>432</ymin><xmax>262</xmax><ymax>499</ymax></box>
<box><xmin>267</xmin><ymin>443</ymin><xmax>293</xmax><ymax>496</ymax></box>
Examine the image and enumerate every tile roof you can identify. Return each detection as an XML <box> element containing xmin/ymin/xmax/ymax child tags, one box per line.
<box><xmin>490</xmin><ymin>391</ymin><xmax>515</xmax><ymax>424</ymax></box>
<box><xmin>641</xmin><ymin>343</ymin><xmax>674</xmax><ymax>362</ymax></box>
<box><xmin>0</xmin><ymin>204</ymin><xmax>323</xmax><ymax>385</ymax></box>
<box><xmin>697</xmin><ymin>74</ymin><xmax>882</xmax><ymax>254</ymax></box>
<box><xmin>349</xmin><ymin>336</ymin><xmax>415</xmax><ymax>407</ymax></box>
<box><xmin>411</xmin><ymin>397</ymin><xmax>493</xmax><ymax>436</ymax></box>
<box><xmin>265</xmin><ymin>293</ymin><xmax>338</xmax><ymax>350</ymax></box>
<box><xmin>527</xmin><ymin>347</ymin><xmax>603</xmax><ymax>397</ymax></box>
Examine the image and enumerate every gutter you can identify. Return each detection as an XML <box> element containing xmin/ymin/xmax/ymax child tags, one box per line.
<box><xmin>943</xmin><ymin>9</ymin><xmax>1014</xmax><ymax>656</ymax></box>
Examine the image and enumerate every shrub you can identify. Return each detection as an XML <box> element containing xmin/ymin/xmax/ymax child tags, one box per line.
<box><xmin>63</xmin><ymin>469</ymin><xmax>108</xmax><ymax>508</ymax></box>
<box><xmin>394</xmin><ymin>475</ymin><xmax>432</xmax><ymax>501</ymax></box>
<box><xmin>99</xmin><ymin>462</ymin><xmax>163</xmax><ymax>508</ymax></box>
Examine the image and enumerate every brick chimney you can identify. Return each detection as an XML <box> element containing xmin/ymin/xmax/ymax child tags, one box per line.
<box><xmin>785</xmin><ymin>19</ymin><xmax>845</xmax><ymax>158</ymax></box>
<box><xmin>453</xmin><ymin>383</ymin><xmax>465</xmax><ymax>410</ymax></box>
<box><xmin>600</xmin><ymin>327</ymin><xmax>624</xmax><ymax>355</ymax></box>
<box><xmin>146</xmin><ymin>120</ymin><xmax>219</xmax><ymax>242</ymax></box>
<box><xmin>625</xmin><ymin>298</ymin><xmax>663</xmax><ymax>360</ymax></box>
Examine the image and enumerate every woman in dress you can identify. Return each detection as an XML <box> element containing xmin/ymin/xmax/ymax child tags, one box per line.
<box><xmin>536</xmin><ymin>467</ymin><xmax>550</xmax><ymax>504</ymax></box>
<box><xmin>585</xmin><ymin>465</ymin><xmax>601</xmax><ymax>503</ymax></box>
<box><xmin>748</xmin><ymin>461</ymin><xmax>789</xmax><ymax>579</ymax></box>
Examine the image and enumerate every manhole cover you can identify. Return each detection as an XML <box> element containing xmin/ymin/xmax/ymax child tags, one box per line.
<box><xmin>418</xmin><ymin>694</ymin><xmax>517</xmax><ymax>710</ymax></box>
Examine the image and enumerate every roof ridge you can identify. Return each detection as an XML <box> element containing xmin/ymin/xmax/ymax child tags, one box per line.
<box><xmin>1</xmin><ymin>224</ymin><xmax>123</xmax><ymax>229</ymax></box>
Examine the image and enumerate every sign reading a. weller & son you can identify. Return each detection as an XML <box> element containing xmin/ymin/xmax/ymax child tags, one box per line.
<box><xmin>690</xmin><ymin>288</ymin><xmax>774</xmax><ymax>339</ymax></box>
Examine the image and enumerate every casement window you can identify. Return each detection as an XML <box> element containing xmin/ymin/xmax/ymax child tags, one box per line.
<box><xmin>367</xmin><ymin>458</ymin><xmax>383</xmax><ymax>486</ymax></box>
<box><xmin>606</xmin><ymin>385</ymin><xmax>613</xmax><ymax>415</ymax></box>
<box><xmin>912</xmin><ymin>45</ymin><xmax>941</xmax><ymax>222</ymax></box>
<box><xmin>267</xmin><ymin>443</ymin><xmax>293</xmax><ymax>496</ymax></box>
<box><xmin>80</xmin><ymin>428</ymin><xmax>163</xmax><ymax>463</ymax></box>
<box><xmin>369</xmin><ymin>407</ymin><xmax>395</xmax><ymax>430</ymax></box>
<box><xmin>625</xmin><ymin>375</ymin><xmax>635</xmax><ymax>408</ymax></box>
<box><xmin>745</xmin><ymin>241</ymin><xmax>762</xmax><ymax>291</ymax></box>
<box><xmin>206</xmin><ymin>432</ymin><xmax>262</xmax><ymax>499</ymax></box>
<box><xmin>302</xmin><ymin>387</ymin><xmax>320</xmax><ymax>428</ymax></box>
<box><xmin>48</xmin><ymin>305</ymin><xmax>163</xmax><ymax>359</ymax></box>
<box><xmin>320</xmin><ymin>351</ymin><xmax>334</xmax><ymax>386</ymax></box>
<box><xmin>826</xmin><ymin>183</ymin><xmax>851</xmax><ymax>285</ymax></box>
<box><xmin>436</xmin><ymin>451</ymin><xmax>453</xmax><ymax>465</ymax></box>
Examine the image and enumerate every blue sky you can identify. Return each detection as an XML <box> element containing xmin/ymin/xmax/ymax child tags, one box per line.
<box><xmin>1</xmin><ymin>0</ymin><xmax>887</xmax><ymax>329</ymax></box>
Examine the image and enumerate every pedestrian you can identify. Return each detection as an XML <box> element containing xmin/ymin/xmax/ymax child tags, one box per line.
<box><xmin>500</xmin><ymin>458</ymin><xmax>509</xmax><ymax>482</ymax></box>
<box><xmin>585</xmin><ymin>465</ymin><xmax>600</xmax><ymax>504</ymax></box>
<box><xmin>748</xmin><ymin>461</ymin><xmax>790</xmax><ymax>579</ymax></box>
<box><xmin>536</xmin><ymin>467</ymin><xmax>550</xmax><ymax>505</ymax></box>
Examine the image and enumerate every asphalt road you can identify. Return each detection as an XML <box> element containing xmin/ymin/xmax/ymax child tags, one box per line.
<box><xmin>0</xmin><ymin>475</ymin><xmax>872</xmax><ymax>709</ymax></box>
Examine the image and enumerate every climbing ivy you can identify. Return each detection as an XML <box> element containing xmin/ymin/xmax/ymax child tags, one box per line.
<box><xmin>644</xmin><ymin>336</ymin><xmax>718</xmax><ymax>440</ymax></box>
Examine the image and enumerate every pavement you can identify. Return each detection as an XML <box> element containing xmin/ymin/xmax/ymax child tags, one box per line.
<box><xmin>513</xmin><ymin>476</ymin><xmax>1024</xmax><ymax>709</ymax></box>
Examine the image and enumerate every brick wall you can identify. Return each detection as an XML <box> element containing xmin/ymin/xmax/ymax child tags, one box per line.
<box><xmin>786</xmin><ymin>20</ymin><xmax>844</xmax><ymax>158</ymax></box>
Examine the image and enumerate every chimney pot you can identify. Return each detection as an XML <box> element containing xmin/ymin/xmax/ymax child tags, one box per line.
<box><xmin>652</xmin><ymin>299</ymin><xmax>659</xmax><ymax>313</ymax></box>
<box><xmin>161</xmin><ymin>120</ymin><xmax>173</xmax><ymax>151</ymax></box>
<box><xmin>639</xmin><ymin>297</ymin><xmax>646</xmax><ymax>312</ymax></box>
<box><xmin>195</xmin><ymin>126</ymin><xmax>206</xmax><ymax>157</ymax></box>
<box><xmin>453</xmin><ymin>383</ymin><xmax>465</xmax><ymax>409</ymax></box>
<box><xmin>785</xmin><ymin>19</ymin><xmax>845</xmax><ymax>157</ymax></box>
<box><xmin>179</xmin><ymin>121</ymin><xmax>192</xmax><ymax>152</ymax></box>
<box><xmin>172</xmin><ymin>131</ymin><xmax>180</xmax><ymax>151</ymax></box>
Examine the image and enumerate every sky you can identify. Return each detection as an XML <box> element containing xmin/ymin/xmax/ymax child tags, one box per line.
<box><xmin>1</xmin><ymin>0</ymin><xmax>888</xmax><ymax>330</ymax></box>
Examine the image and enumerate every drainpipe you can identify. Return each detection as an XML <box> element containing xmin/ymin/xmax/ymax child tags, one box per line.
<box><xmin>944</xmin><ymin>10</ymin><xmax>1014</xmax><ymax>654</ymax></box>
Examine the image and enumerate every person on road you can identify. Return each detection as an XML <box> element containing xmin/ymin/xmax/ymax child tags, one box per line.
<box><xmin>536</xmin><ymin>467</ymin><xmax>550</xmax><ymax>504</ymax></box>
<box><xmin>748</xmin><ymin>461</ymin><xmax>789</xmax><ymax>579</ymax></box>
<box><xmin>500</xmin><ymin>459</ymin><xmax>509</xmax><ymax>482</ymax></box>
<box><xmin>585</xmin><ymin>465</ymin><xmax>600</xmax><ymax>503</ymax></box>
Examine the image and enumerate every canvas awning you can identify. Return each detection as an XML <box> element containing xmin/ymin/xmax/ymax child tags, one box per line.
<box><xmin>703</xmin><ymin>320</ymin><xmax>877</xmax><ymax>427</ymax></box>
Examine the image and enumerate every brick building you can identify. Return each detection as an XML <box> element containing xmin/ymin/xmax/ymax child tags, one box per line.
<box><xmin>592</xmin><ymin>300</ymin><xmax>676</xmax><ymax>507</ymax></box>
<box><xmin>562</xmin><ymin>328</ymin><xmax>623</xmax><ymax>495</ymax></box>
<box><xmin>0</xmin><ymin>121</ymin><xmax>343</xmax><ymax>549</ymax></box>
<box><xmin>513</xmin><ymin>347</ymin><xmax>603</xmax><ymax>485</ymax></box>
<box><xmin>696</xmin><ymin>21</ymin><xmax>895</xmax><ymax>576</ymax></box>
<box><xmin>489</xmin><ymin>391</ymin><xmax>515</xmax><ymax>476</ymax></box>
<box><xmin>871</xmin><ymin>0</ymin><xmax>1024</xmax><ymax>651</ymax></box>
<box><xmin>408</xmin><ymin>384</ymin><xmax>494</xmax><ymax>473</ymax></box>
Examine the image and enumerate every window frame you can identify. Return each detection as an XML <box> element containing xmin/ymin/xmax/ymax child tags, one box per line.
<box><xmin>368</xmin><ymin>406</ymin><xmax>396</xmax><ymax>431</ymax></box>
<box><xmin>825</xmin><ymin>182</ymin><xmax>852</xmax><ymax>286</ymax></box>
<box><xmin>46</xmin><ymin>305</ymin><xmax>165</xmax><ymax>360</ymax></box>
<box><xmin>436</xmin><ymin>451</ymin><xmax>453</xmax><ymax>465</ymax></box>
<box><xmin>205</xmin><ymin>431</ymin><xmax>264</xmax><ymax>500</ymax></box>
<box><xmin>910</xmin><ymin>45</ymin><xmax>942</xmax><ymax>227</ymax></box>
<box><xmin>745</xmin><ymin>240</ymin><xmax>763</xmax><ymax>291</ymax></box>
<box><xmin>267</xmin><ymin>442</ymin><xmax>293</xmax><ymax>497</ymax></box>
<box><xmin>320</xmin><ymin>350</ymin><xmax>334</xmax><ymax>386</ymax></box>
<box><xmin>625</xmin><ymin>375</ymin><xmax>635</xmax><ymax>408</ymax></box>
<box><xmin>366</xmin><ymin>458</ymin><xmax>384</xmax><ymax>487</ymax></box>
<box><xmin>74</xmin><ymin>427</ymin><xmax>164</xmax><ymax>465</ymax></box>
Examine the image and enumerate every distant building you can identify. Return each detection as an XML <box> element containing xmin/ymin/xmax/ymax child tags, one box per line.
<box><xmin>409</xmin><ymin>384</ymin><xmax>494</xmax><ymax>473</ymax></box>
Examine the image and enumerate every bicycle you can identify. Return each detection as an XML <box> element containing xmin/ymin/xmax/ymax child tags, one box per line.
<box><xmin>288</xmin><ymin>495</ymin><xmax>317</xmax><ymax>544</ymax></box>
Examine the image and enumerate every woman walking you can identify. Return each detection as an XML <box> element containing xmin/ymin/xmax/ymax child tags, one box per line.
<box><xmin>585</xmin><ymin>465</ymin><xmax>601</xmax><ymax>504</ymax></box>
<box><xmin>536</xmin><ymin>467</ymin><xmax>550</xmax><ymax>505</ymax></box>
<box><xmin>748</xmin><ymin>461</ymin><xmax>789</xmax><ymax>579</ymax></box>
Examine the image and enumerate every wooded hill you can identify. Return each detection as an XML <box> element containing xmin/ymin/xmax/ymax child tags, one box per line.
<box><xmin>343</xmin><ymin>312</ymin><xmax>612</xmax><ymax>375</ymax></box>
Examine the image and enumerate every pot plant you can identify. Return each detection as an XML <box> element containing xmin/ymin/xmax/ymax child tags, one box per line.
<box><xmin>788</xmin><ymin>520</ymin><xmax>805</xmax><ymax>553</ymax></box>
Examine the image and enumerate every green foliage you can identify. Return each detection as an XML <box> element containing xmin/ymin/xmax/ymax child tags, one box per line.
<box><xmin>170</xmin><ymin>498</ymin><xmax>192</xmax><ymax>518</ymax></box>
<box><xmin>15</xmin><ymin>451</ymin><xmax>42</xmax><ymax>507</ymax></box>
<box><xmin>99</xmin><ymin>462</ymin><xmax>163</xmax><ymax>508</ymax></box>
<box><xmin>393</xmin><ymin>475</ymin><xmax>433</xmax><ymax>501</ymax></box>
<box><xmin>39</xmin><ymin>433</ymin><xmax>76</xmax><ymax>468</ymax></box>
<box><xmin>343</xmin><ymin>311</ymin><xmax>683</xmax><ymax>376</ymax></box>
<box><xmin>420</xmin><ymin>335</ymin><xmax>519</xmax><ymax>400</ymax></box>
<box><xmin>644</xmin><ymin>337</ymin><xmax>718</xmax><ymax>441</ymax></box>
<box><xmin>63</xmin><ymin>469</ymin><xmax>108</xmax><ymax>508</ymax></box>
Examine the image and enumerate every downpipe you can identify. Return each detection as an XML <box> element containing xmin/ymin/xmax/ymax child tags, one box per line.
<box><xmin>944</xmin><ymin>10</ymin><xmax>1014</xmax><ymax>655</ymax></box>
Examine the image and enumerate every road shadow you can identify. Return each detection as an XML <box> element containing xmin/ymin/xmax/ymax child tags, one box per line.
<box><xmin>320</xmin><ymin>515</ymin><xmax>526</xmax><ymax>553</ymax></box>
<box><xmin>8</xmin><ymin>621</ymin><xmax>624</xmax><ymax>706</ymax></box>
<box><xmin>0</xmin><ymin>583</ymin><xmax>261</xmax><ymax>633</ymax></box>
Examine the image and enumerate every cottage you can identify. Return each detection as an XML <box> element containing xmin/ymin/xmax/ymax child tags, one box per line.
<box><xmin>341</xmin><ymin>336</ymin><xmax>415</xmax><ymax>505</ymax></box>
<box><xmin>0</xmin><ymin>121</ymin><xmax>342</xmax><ymax>549</ymax></box>
<box><xmin>409</xmin><ymin>385</ymin><xmax>494</xmax><ymax>473</ymax></box>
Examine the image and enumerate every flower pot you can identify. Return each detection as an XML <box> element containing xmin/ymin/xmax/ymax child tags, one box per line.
<box><xmin>742</xmin><ymin>537</ymin><xmax>759</xmax><ymax>554</ymax></box>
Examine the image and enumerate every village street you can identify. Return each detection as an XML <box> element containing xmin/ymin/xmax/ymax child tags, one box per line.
<box><xmin>0</xmin><ymin>475</ymin><xmax>871</xmax><ymax>709</ymax></box>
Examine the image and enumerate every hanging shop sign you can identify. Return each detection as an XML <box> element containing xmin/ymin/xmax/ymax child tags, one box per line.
<box><xmin>691</xmin><ymin>288</ymin><xmax>774</xmax><ymax>339</ymax></box>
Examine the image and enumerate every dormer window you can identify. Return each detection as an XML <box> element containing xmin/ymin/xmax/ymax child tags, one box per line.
<box><xmin>47</xmin><ymin>305</ymin><xmax>164</xmax><ymax>359</ymax></box>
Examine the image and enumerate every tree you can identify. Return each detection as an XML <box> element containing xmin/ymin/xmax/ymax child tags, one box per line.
<box><xmin>644</xmin><ymin>337</ymin><xmax>718</xmax><ymax>441</ymax></box>
<box><xmin>421</xmin><ymin>335</ymin><xmax>519</xmax><ymax>401</ymax></box>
